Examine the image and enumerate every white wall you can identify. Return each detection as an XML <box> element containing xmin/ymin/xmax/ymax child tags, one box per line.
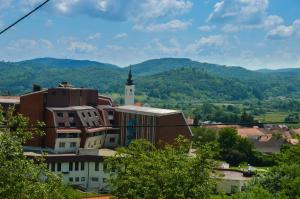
<box><xmin>50</xmin><ymin>161</ymin><xmax>110</xmax><ymax>192</ymax></box>
<box><xmin>85</xmin><ymin>135</ymin><xmax>106</xmax><ymax>149</ymax></box>
<box><xmin>54</xmin><ymin>138</ymin><xmax>81</xmax><ymax>153</ymax></box>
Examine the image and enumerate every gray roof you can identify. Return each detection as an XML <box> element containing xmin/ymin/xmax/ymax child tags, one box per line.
<box><xmin>0</xmin><ymin>96</ymin><xmax>20</xmax><ymax>104</ymax></box>
<box><xmin>46</xmin><ymin>106</ymin><xmax>96</xmax><ymax>111</ymax></box>
<box><xmin>114</xmin><ymin>105</ymin><xmax>180</xmax><ymax>116</ymax></box>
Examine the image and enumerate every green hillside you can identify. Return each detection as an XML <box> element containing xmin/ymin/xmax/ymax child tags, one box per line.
<box><xmin>0</xmin><ymin>57</ymin><xmax>300</xmax><ymax>106</ymax></box>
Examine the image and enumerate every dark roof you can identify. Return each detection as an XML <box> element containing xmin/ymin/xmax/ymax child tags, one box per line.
<box><xmin>126</xmin><ymin>65</ymin><xmax>134</xmax><ymax>85</ymax></box>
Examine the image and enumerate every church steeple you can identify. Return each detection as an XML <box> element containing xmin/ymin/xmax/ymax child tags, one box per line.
<box><xmin>124</xmin><ymin>65</ymin><xmax>135</xmax><ymax>105</ymax></box>
<box><xmin>126</xmin><ymin>65</ymin><xmax>134</xmax><ymax>86</ymax></box>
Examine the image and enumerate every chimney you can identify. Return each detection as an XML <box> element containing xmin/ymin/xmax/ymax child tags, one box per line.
<box><xmin>33</xmin><ymin>84</ymin><xmax>42</xmax><ymax>92</ymax></box>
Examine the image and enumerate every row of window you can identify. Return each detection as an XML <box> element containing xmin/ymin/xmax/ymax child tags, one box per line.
<box><xmin>69</xmin><ymin>177</ymin><xmax>107</xmax><ymax>183</ymax></box>
<box><xmin>57</xmin><ymin>121</ymin><xmax>100</xmax><ymax>128</ymax></box>
<box><xmin>57</xmin><ymin>112</ymin><xmax>76</xmax><ymax>118</ymax></box>
<box><xmin>57</xmin><ymin>111</ymin><xmax>99</xmax><ymax>119</ymax></box>
<box><xmin>48</xmin><ymin>162</ymin><xmax>110</xmax><ymax>172</ymax></box>
<box><xmin>59</xmin><ymin>142</ymin><xmax>77</xmax><ymax>148</ymax></box>
<box><xmin>81</xmin><ymin>111</ymin><xmax>98</xmax><ymax>118</ymax></box>
<box><xmin>57</xmin><ymin>133</ymin><xmax>80</xmax><ymax>138</ymax></box>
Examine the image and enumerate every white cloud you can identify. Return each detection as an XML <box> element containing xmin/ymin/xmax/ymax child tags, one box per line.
<box><xmin>22</xmin><ymin>0</ymin><xmax>192</xmax><ymax>22</ymax></box>
<box><xmin>148</xmin><ymin>35</ymin><xmax>227</xmax><ymax>56</ymax></box>
<box><xmin>7</xmin><ymin>39</ymin><xmax>53</xmax><ymax>50</ymax></box>
<box><xmin>134</xmin><ymin>19</ymin><xmax>191</xmax><ymax>32</ymax></box>
<box><xmin>185</xmin><ymin>35</ymin><xmax>227</xmax><ymax>54</ymax></box>
<box><xmin>67</xmin><ymin>41</ymin><xmax>97</xmax><ymax>53</ymax></box>
<box><xmin>267</xmin><ymin>25</ymin><xmax>294</xmax><ymax>40</ymax></box>
<box><xmin>267</xmin><ymin>19</ymin><xmax>300</xmax><ymax>40</ymax></box>
<box><xmin>208</xmin><ymin>0</ymin><xmax>269</xmax><ymax>25</ymax></box>
<box><xmin>135</xmin><ymin>0</ymin><xmax>193</xmax><ymax>21</ymax></box>
<box><xmin>197</xmin><ymin>25</ymin><xmax>216</xmax><ymax>32</ymax></box>
<box><xmin>221</xmin><ymin>24</ymin><xmax>239</xmax><ymax>33</ymax></box>
<box><xmin>148</xmin><ymin>38</ymin><xmax>181</xmax><ymax>55</ymax></box>
<box><xmin>114</xmin><ymin>33</ymin><xmax>128</xmax><ymax>39</ymax></box>
<box><xmin>88</xmin><ymin>33</ymin><xmax>101</xmax><ymax>40</ymax></box>
<box><xmin>106</xmin><ymin>44</ymin><xmax>123</xmax><ymax>51</ymax></box>
<box><xmin>263</xmin><ymin>15</ymin><xmax>284</xmax><ymax>29</ymax></box>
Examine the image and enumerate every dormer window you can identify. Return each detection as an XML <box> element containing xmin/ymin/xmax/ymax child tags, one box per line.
<box><xmin>68</xmin><ymin>112</ymin><xmax>75</xmax><ymax>118</ymax></box>
<box><xmin>88</xmin><ymin>112</ymin><xmax>92</xmax><ymax>117</ymax></box>
<box><xmin>82</xmin><ymin>112</ymin><xmax>86</xmax><ymax>118</ymax></box>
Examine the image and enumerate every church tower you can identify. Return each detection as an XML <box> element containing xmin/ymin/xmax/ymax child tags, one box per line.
<box><xmin>124</xmin><ymin>65</ymin><xmax>135</xmax><ymax>105</ymax></box>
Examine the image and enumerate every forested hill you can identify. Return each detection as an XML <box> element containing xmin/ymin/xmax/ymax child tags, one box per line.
<box><xmin>0</xmin><ymin>57</ymin><xmax>300</xmax><ymax>103</ymax></box>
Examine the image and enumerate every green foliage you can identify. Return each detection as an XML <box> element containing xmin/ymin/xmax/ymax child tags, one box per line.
<box><xmin>0</xmin><ymin>106</ymin><xmax>82</xmax><ymax>199</ymax></box>
<box><xmin>284</xmin><ymin>113</ymin><xmax>300</xmax><ymax>123</ymax></box>
<box><xmin>107</xmin><ymin>137</ymin><xmax>216</xmax><ymax>199</ymax></box>
<box><xmin>192</xmin><ymin>127</ymin><xmax>275</xmax><ymax>167</ymax></box>
<box><xmin>2</xmin><ymin>58</ymin><xmax>300</xmax><ymax>111</ymax></box>
<box><xmin>234</xmin><ymin>144</ymin><xmax>300</xmax><ymax>199</ymax></box>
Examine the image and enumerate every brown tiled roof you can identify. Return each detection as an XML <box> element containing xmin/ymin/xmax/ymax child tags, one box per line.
<box><xmin>237</xmin><ymin>128</ymin><xmax>264</xmax><ymax>138</ymax></box>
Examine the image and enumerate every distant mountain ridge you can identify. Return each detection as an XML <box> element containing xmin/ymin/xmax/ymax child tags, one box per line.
<box><xmin>0</xmin><ymin>57</ymin><xmax>300</xmax><ymax>104</ymax></box>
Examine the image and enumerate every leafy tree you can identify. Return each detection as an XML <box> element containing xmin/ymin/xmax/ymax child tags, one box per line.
<box><xmin>218</xmin><ymin>128</ymin><xmax>253</xmax><ymax>166</ymax></box>
<box><xmin>234</xmin><ymin>144</ymin><xmax>300</xmax><ymax>199</ymax></box>
<box><xmin>284</xmin><ymin>113</ymin><xmax>300</xmax><ymax>123</ymax></box>
<box><xmin>0</xmin><ymin>106</ymin><xmax>77</xmax><ymax>199</ymax></box>
<box><xmin>192</xmin><ymin>127</ymin><xmax>218</xmax><ymax>146</ymax></box>
<box><xmin>107</xmin><ymin>137</ymin><xmax>216</xmax><ymax>199</ymax></box>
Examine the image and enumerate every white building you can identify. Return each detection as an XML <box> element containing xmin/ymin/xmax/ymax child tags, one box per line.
<box><xmin>25</xmin><ymin>148</ymin><xmax>116</xmax><ymax>192</ymax></box>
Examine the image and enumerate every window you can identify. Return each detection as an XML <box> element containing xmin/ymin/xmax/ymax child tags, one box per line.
<box><xmin>109</xmin><ymin>137</ymin><xmax>116</xmax><ymax>143</ymax></box>
<box><xmin>68</xmin><ymin>112</ymin><xmax>75</xmax><ymax>118</ymax></box>
<box><xmin>69</xmin><ymin>162</ymin><xmax>73</xmax><ymax>171</ymax></box>
<box><xmin>82</xmin><ymin>112</ymin><xmax>86</xmax><ymax>118</ymax></box>
<box><xmin>103</xmin><ymin>162</ymin><xmax>108</xmax><ymax>172</ymax></box>
<box><xmin>94</xmin><ymin>140</ymin><xmax>97</xmax><ymax>145</ymax></box>
<box><xmin>92</xmin><ymin>121</ymin><xmax>97</xmax><ymax>127</ymax></box>
<box><xmin>58</xmin><ymin>122</ymin><xmax>65</xmax><ymax>127</ymax></box>
<box><xmin>75</xmin><ymin>162</ymin><xmax>79</xmax><ymax>171</ymax></box>
<box><xmin>88</xmin><ymin>112</ymin><xmax>92</xmax><ymax>117</ymax></box>
<box><xmin>51</xmin><ymin>162</ymin><xmax>55</xmax><ymax>172</ymax></box>
<box><xmin>95</xmin><ymin>162</ymin><xmax>99</xmax><ymax>171</ymax></box>
<box><xmin>75</xmin><ymin>177</ymin><xmax>79</xmax><ymax>182</ymax></box>
<box><xmin>59</xmin><ymin>142</ymin><xmax>65</xmax><ymax>148</ymax></box>
<box><xmin>91</xmin><ymin>177</ymin><xmax>99</xmax><ymax>182</ymax></box>
<box><xmin>69</xmin><ymin>177</ymin><xmax>73</xmax><ymax>182</ymax></box>
<box><xmin>81</xmin><ymin>177</ymin><xmax>85</xmax><ymax>182</ymax></box>
<box><xmin>81</xmin><ymin>162</ymin><xmax>85</xmax><ymax>170</ymax></box>
<box><xmin>57</xmin><ymin>162</ymin><xmax>61</xmax><ymax>172</ymax></box>
<box><xmin>70</xmin><ymin>142</ymin><xmax>76</xmax><ymax>148</ymax></box>
<box><xmin>70</xmin><ymin>122</ymin><xmax>76</xmax><ymax>127</ymax></box>
<box><xmin>94</xmin><ymin>111</ymin><xmax>98</xmax><ymax>116</ymax></box>
<box><xmin>57</xmin><ymin>112</ymin><xmax>63</xmax><ymax>117</ymax></box>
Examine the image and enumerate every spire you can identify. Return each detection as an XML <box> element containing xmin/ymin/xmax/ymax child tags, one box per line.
<box><xmin>126</xmin><ymin>65</ymin><xmax>134</xmax><ymax>85</ymax></box>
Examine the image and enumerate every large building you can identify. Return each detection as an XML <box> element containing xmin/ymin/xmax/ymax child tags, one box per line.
<box><xmin>0</xmin><ymin>69</ymin><xmax>192</xmax><ymax>192</ymax></box>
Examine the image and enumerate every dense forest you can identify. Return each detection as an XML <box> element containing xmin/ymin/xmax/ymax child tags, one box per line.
<box><xmin>1</xmin><ymin>57</ymin><xmax>300</xmax><ymax>122</ymax></box>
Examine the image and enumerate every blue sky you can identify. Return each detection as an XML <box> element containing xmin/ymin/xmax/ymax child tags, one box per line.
<box><xmin>0</xmin><ymin>0</ymin><xmax>300</xmax><ymax>69</ymax></box>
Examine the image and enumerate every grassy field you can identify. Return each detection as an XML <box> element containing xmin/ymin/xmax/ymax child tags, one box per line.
<box><xmin>255</xmin><ymin>112</ymin><xmax>289</xmax><ymax>123</ymax></box>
